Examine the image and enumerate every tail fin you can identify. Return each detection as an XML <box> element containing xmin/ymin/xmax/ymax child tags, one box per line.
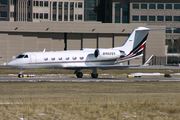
<box><xmin>115</xmin><ymin>27</ymin><xmax>150</xmax><ymax>55</ymax></box>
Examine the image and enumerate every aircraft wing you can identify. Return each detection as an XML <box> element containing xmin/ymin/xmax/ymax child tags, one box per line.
<box><xmin>64</xmin><ymin>54</ymin><xmax>153</xmax><ymax>70</ymax></box>
<box><xmin>64</xmin><ymin>64</ymin><xmax>140</xmax><ymax>70</ymax></box>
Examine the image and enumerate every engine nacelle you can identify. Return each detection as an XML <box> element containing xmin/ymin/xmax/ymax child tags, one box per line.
<box><xmin>94</xmin><ymin>49</ymin><xmax>125</xmax><ymax>59</ymax></box>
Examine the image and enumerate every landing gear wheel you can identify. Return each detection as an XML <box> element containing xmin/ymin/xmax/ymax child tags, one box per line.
<box><xmin>76</xmin><ymin>72</ymin><xmax>83</xmax><ymax>78</ymax></box>
<box><xmin>18</xmin><ymin>74</ymin><xmax>23</xmax><ymax>78</ymax></box>
<box><xmin>91</xmin><ymin>73</ymin><xmax>98</xmax><ymax>78</ymax></box>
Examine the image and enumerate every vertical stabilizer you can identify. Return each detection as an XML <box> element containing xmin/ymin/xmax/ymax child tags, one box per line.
<box><xmin>115</xmin><ymin>27</ymin><xmax>150</xmax><ymax>55</ymax></box>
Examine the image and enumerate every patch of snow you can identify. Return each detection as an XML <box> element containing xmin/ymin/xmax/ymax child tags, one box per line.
<box><xmin>130</xmin><ymin>73</ymin><xmax>164</xmax><ymax>76</ymax></box>
<box><xmin>101</xmin><ymin>74</ymin><xmax>109</xmax><ymax>75</ymax></box>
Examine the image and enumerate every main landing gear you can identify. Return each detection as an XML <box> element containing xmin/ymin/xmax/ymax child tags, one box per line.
<box><xmin>74</xmin><ymin>68</ymin><xmax>98</xmax><ymax>78</ymax></box>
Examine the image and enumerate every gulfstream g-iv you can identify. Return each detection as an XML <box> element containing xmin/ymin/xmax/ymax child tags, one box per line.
<box><xmin>7</xmin><ymin>27</ymin><xmax>155</xmax><ymax>78</ymax></box>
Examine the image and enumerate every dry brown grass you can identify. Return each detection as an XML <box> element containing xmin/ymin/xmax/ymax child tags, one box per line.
<box><xmin>0</xmin><ymin>82</ymin><xmax>180</xmax><ymax>119</ymax></box>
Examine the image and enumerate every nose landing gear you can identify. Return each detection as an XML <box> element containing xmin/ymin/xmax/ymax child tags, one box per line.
<box><xmin>18</xmin><ymin>69</ymin><xmax>25</xmax><ymax>78</ymax></box>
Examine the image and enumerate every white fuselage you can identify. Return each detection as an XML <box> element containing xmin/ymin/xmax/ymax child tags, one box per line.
<box><xmin>7</xmin><ymin>50</ymin><xmax>119</xmax><ymax>69</ymax></box>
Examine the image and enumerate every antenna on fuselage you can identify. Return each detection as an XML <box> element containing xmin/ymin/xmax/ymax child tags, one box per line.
<box><xmin>43</xmin><ymin>48</ymin><xmax>46</xmax><ymax>52</ymax></box>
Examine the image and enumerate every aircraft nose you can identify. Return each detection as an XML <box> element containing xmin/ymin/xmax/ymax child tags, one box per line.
<box><xmin>7</xmin><ymin>61</ymin><xmax>18</xmax><ymax>67</ymax></box>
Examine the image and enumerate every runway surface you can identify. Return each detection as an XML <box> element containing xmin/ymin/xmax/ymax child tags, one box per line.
<box><xmin>0</xmin><ymin>77</ymin><xmax>180</xmax><ymax>82</ymax></box>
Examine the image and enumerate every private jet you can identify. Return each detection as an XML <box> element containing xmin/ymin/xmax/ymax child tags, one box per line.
<box><xmin>7</xmin><ymin>27</ymin><xmax>156</xmax><ymax>78</ymax></box>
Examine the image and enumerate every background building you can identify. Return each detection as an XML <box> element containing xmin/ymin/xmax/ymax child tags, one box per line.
<box><xmin>1</xmin><ymin>0</ymin><xmax>180</xmax><ymax>64</ymax></box>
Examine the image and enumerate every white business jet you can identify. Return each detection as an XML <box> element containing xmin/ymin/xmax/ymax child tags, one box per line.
<box><xmin>7</xmin><ymin>27</ymin><xmax>155</xmax><ymax>78</ymax></box>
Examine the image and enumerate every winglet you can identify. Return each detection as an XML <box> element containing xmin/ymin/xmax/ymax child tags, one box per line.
<box><xmin>143</xmin><ymin>54</ymin><xmax>153</xmax><ymax>66</ymax></box>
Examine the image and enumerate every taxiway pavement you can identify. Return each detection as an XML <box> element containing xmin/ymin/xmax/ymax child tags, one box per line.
<box><xmin>0</xmin><ymin>77</ymin><xmax>179</xmax><ymax>82</ymax></box>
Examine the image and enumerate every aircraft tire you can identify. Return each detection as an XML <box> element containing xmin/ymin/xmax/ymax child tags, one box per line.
<box><xmin>18</xmin><ymin>74</ymin><xmax>23</xmax><ymax>78</ymax></box>
<box><xmin>76</xmin><ymin>72</ymin><xmax>83</xmax><ymax>78</ymax></box>
<box><xmin>91</xmin><ymin>73</ymin><xmax>98</xmax><ymax>78</ymax></box>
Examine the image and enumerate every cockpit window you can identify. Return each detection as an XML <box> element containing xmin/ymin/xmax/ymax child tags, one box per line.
<box><xmin>24</xmin><ymin>55</ymin><xmax>28</xmax><ymax>58</ymax></box>
<box><xmin>16</xmin><ymin>54</ymin><xmax>25</xmax><ymax>58</ymax></box>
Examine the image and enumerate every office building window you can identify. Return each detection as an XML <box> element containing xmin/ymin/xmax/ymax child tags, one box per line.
<box><xmin>64</xmin><ymin>2</ymin><xmax>68</xmax><ymax>10</ymax></box>
<box><xmin>70</xmin><ymin>2</ymin><xmax>74</xmax><ymax>21</ymax></box>
<box><xmin>70</xmin><ymin>2</ymin><xmax>74</xmax><ymax>10</ymax></box>
<box><xmin>149</xmin><ymin>4</ymin><xmax>156</xmax><ymax>9</ymax></box>
<box><xmin>58</xmin><ymin>2</ymin><xmax>62</xmax><ymax>21</ymax></box>
<box><xmin>59</xmin><ymin>2</ymin><xmax>62</xmax><ymax>9</ymax></box>
<box><xmin>44</xmin><ymin>1</ymin><xmax>48</xmax><ymax>7</ymax></box>
<box><xmin>36</xmin><ymin>1</ymin><xmax>39</xmax><ymax>6</ymax></box>
<box><xmin>115</xmin><ymin>3</ymin><xmax>120</xmax><ymax>23</ymax></box>
<box><xmin>141</xmin><ymin>16</ymin><xmax>147</xmax><ymax>21</ymax></box>
<box><xmin>53</xmin><ymin>2</ymin><xmax>57</xmax><ymax>21</ymax></box>
<box><xmin>157</xmin><ymin>16</ymin><xmax>164</xmax><ymax>21</ymax></box>
<box><xmin>87</xmin><ymin>0</ymin><xmax>96</xmax><ymax>8</ymax></box>
<box><xmin>78</xmin><ymin>15</ymin><xmax>82</xmax><ymax>20</ymax></box>
<box><xmin>133</xmin><ymin>4</ymin><xmax>139</xmax><ymax>9</ymax></box>
<box><xmin>70</xmin><ymin>15</ymin><xmax>74</xmax><ymax>21</ymax></box>
<box><xmin>141</xmin><ymin>4</ymin><xmax>147</xmax><ymax>9</ymax></box>
<box><xmin>36</xmin><ymin>13</ymin><xmax>39</xmax><ymax>19</ymax></box>
<box><xmin>28</xmin><ymin>13</ymin><xmax>30</xmax><ymax>19</ymax></box>
<box><xmin>40</xmin><ymin>1</ymin><xmax>43</xmax><ymax>7</ymax></box>
<box><xmin>40</xmin><ymin>13</ymin><xmax>43</xmax><ymax>19</ymax></box>
<box><xmin>166</xmin><ymin>16</ymin><xmax>172</xmax><ymax>21</ymax></box>
<box><xmin>173</xmin><ymin>28</ymin><xmax>180</xmax><ymax>33</ymax></box>
<box><xmin>157</xmin><ymin>4</ymin><xmax>164</xmax><ymax>9</ymax></box>
<box><xmin>33</xmin><ymin>1</ymin><xmax>35</xmax><ymax>6</ymax></box>
<box><xmin>58</xmin><ymin>15</ymin><xmax>62</xmax><ymax>21</ymax></box>
<box><xmin>122</xmin><ymin>3</ymin><xmax>129</xmax><ymax>23</ymax></box>
<box><xmin>33</xmin><ymin>13</ymin><xmax>35</xmax><ymax>18</ymax></box>
<box><xmin>64</xmin><ymin>2</ymin><xmax>68</xmax><ymax>21</ymax></box>
<box><xmin>87</xmin><ymin>10</ymin><xmax>96</xmax><ymax>20</ymax></box>
<box><xmin>174</xmin><ymin>16</ymin><xmax>180</xmax><ymax>21</ymax></box>
<box><xmin>132</xmin><ymin>16</ymin><xmax>139</xmax><ymax>21</ymax></box>
<box><xmin>0</xmin><ymin>11</ymin><xmax>7</xmax><ymax>17</ymax></box>
<box><xmin>166</xmin><ymin>4</ymin><xmax>172</xmax><ymax>9</ymax></box>
<box><xmin>115</xmin><ymin>16</ymin><xmax>120</xmax><ymax>23</ymax></box>
<box><xmin>64</xmin><ymin>15</ymin><xmax>68</xmax><ymax>21</ymax></box>
<box><xmin>166</xmin><ymin>28</ymin><xmax>172</xmax><ymax>33</ymax></box>
<box><xmin>44</xmin><ymin>13</ymin><xmax>48</xmax><ymax>19</ymax></box>
<box><xmin>149</xmin><ymin>16</ymin><xmax>155</xmax><ymax>21</ymax></box>
<box><xmin>1</xmin><ymin>0</ymin><xmax>7</xmax><ymax>5</ymax></box>
<box><xmin>53</xmin><ymin>2</ymin><xmax>57</xmax><ymax>9</ymax></box>
<box><xmin>174</xmin><ymin>4</ymin><xmax>180</xmax><ymax>9</ymax></box>
<box><xmin>78</xmin><ymin>2</ymin><xmax>82</xmax><ymax>8</ymax></box>
<box><xmin>53</xmin><ymin>14</ymin><xmax>56</xmax><ymax>21</ymax></box>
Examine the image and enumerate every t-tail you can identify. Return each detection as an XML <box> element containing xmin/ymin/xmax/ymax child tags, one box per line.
<box><xmin>115</xmin><ymin>27</ymin><xmax>150</xmax><ymax>55</ymax></box>
<box><xmin>113</xmin><ymin>27</ymin><xmax>151</xmax><ymax>63</ymax></box>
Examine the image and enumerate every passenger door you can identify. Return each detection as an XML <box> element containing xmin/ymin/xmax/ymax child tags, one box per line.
<box><xmin>30</xmin><ymin>54</ymin><xmax>36</xmax><ymax>66</ymax></box>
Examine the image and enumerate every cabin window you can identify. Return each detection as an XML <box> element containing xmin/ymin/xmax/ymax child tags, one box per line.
<box><xmin>51</xmin><ymin>57</ymin><xmax>55</xmax><ymax>60</ymax></box>
<box><xmin>72</xmin><ymin>57</ymin><xmax>77</xmax><ymax>60</ymax></box>
<box><xmin>66</xmin><ymin>57</ymin><xmax>69</xmax><ymax>60</ymax></box>
<box><xmin>24</xmin><ymin>55</ymin><xmax>28</xmax><ymax>58</ymax></box>
<box><xmin>44</xmin><ymin>58</ymin><xmax>48</xmax><ymax>61</ymax></box>
<box><xmin>16</xmin><ymin>54</ymin><xmax>25</xmax><ymax>58</ymax></box>
<box><xmin>80</xmin><ymin>57</ymin><xmax>84</xmax><ymax>60</ymax></box>
<box><xmin>58</xmin><ymin>57</ymin><xmax>62</xmax><ymax>60</ymax></box>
